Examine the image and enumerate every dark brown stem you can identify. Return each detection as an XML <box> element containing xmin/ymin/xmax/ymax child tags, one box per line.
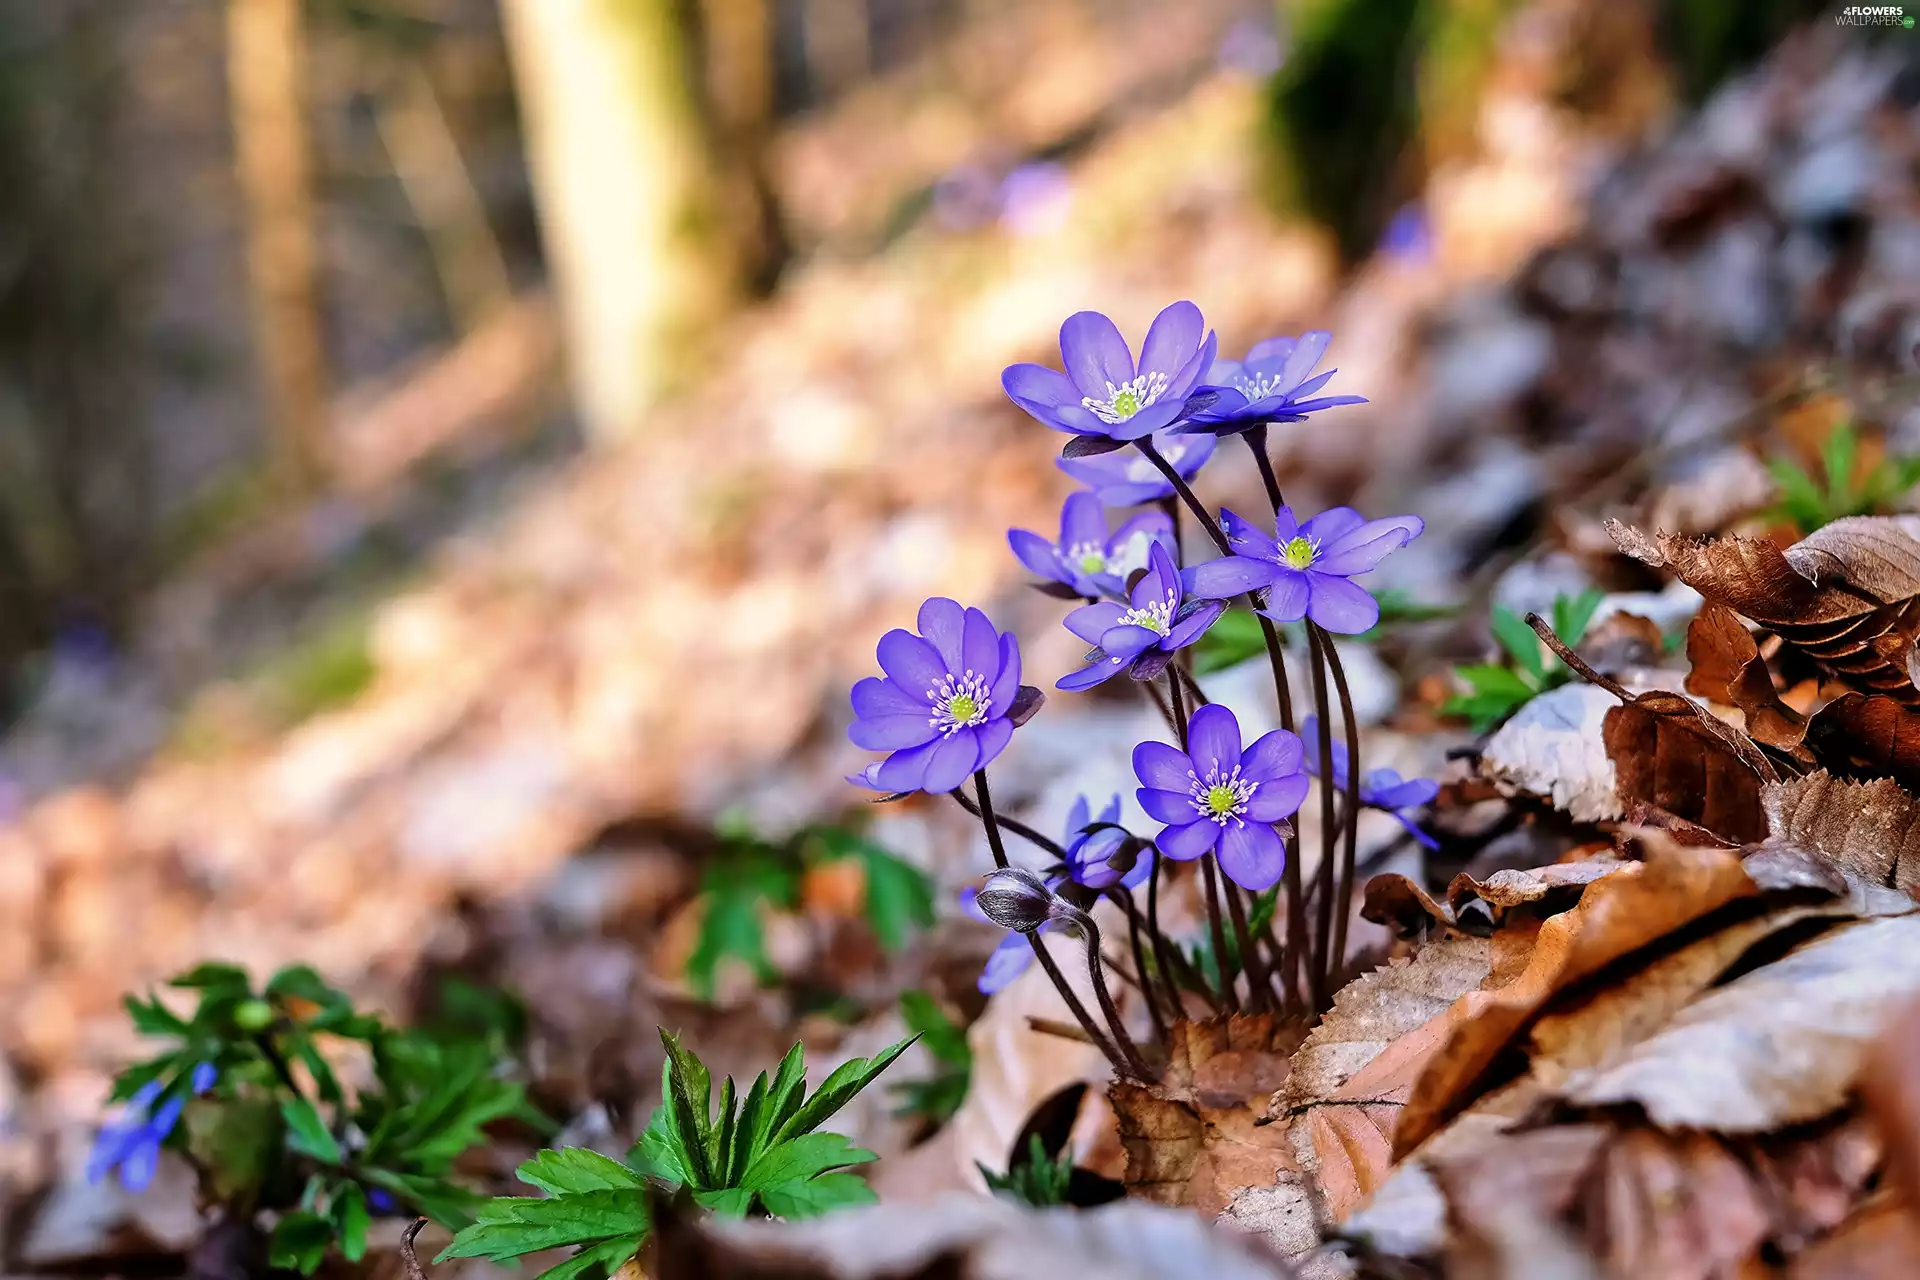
<box><xmin>1142</xmin><ymin>675</ymin><xmax>1180</xmax><ymax>736</ymax></box>
<box><xmin>1304</xmin><ymin>626</ymin><xmax>1338</xmax><ymax>1011</ymax></box>
<box><xmin>402</xmin><ymin>1219</ymin><xmax>430</xmax><ymax>1280</ymax></box>
<box><xmin>1200</xmin><ymin>855</ymin><xmax>1239</xmax><ymax>1013</ymax></box>
<box><xmin>1524</xmin><ymin>612</ymin><xmax>1634</xmax><ymax>701</ymax></box>
<box><xmin>1242</xmin><ymin>425</ymin><xmax>1285</xmax><ymax>511</ymax></box>
<box><xmin>1025</xmin><ymin>931</ymin><xmax>1132</xmax><ymax>1077</ymax></box>
<box><xmin>949</xmin><ymin>790</ymin><xmax>1068</xmax><ymax>861</ymax></box>
<box><xmin>1319</xmin><ymin>627</ymin><xmax>1363</xmax><ymax>988</ymax></box>
<box><xmin>972</xmin><ymin>771</ymin><xmax>1012</xmax><ymax>871</ymax></box>
<box><xmin>1112</xmin><ymin>886</ymin><xmax>1171</xmax><ymax>1041</ymax></box>
<box><xmin>1223</xmin><ymin>880</ymin><xmax>1271</xmax><ymax>1014</ymax></box>
<box><xmin>1059</xmin><ymin>905</ymin><xmax>1153</xmax><ymax>1079</ymax></box>
<box><xmin>1173</xmin><ymin>660</ymin><xmax>1211</xmax><ymax>708</ymax></box>
<box><xmin>1137</xmin><ymin>439</ymin><xmax>1231</xmax><ymax>555</ymax></box>
<box><xmin>1167</xmin><ymin>666</ymin><xmax>1188</xmax><ymax>738</ymax></box>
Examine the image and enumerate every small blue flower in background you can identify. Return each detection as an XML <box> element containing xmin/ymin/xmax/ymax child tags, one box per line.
<box><xmin>1003</xmin><ymin>301</ymin><xmax>1217</xmax><ymax>441</ymax></box>
<box><xmin>1380</xmin><ymin>204</ymin><xmax>1433</xmax><ymax>263</ymax></box>
<box><xmin>961</xmin><ymin>882</ymin><xmax>1060</xmax><ymax>994</ymax></box>
<box><xmin>849</xmin><ymin>598</ymin><xmax>1033</xmax><ymax>795</ymax></box>
<box><xmin>1184</xmin><ymin>505</ymin><xmax>1423</xmax><ymax>634</ymax></box>
<box><xmin>999</xmin><ymin>161</ymin><xmax>1073</xmax><ymax>237</ymax></box>
<box><xmin>1008</xmin><ymin>492</ymin><xmax>1174</xmax><ymax>600</ymax></box>
<box><xmin>1056</xmin><ymin>427</ymin><xmax>1217</xmax><ymax>507</ymax></box>
<box><xmin>1183</xmin><ymin>331</ymin><xmax>1367</xmax><ymax>436</ymax></box>
<box><xmin>1061</xmin><ymin>794</ymin><xmax>1146</xmax><ymax>891</ymax></box>
<box><xmin>1133</xmin><ymin>705</ymin><xmax>1308</xmax><ymax>892</ymax></box>
<box><xmin>87</xmin><ymin>1062</ymin><xmax>216</xmax><ymax>1193</ymax></box>
<box><xmin>1058</xmin><ymin>542</ymin><xmax>1225</xmax><ymax>691</ymax></box>
<box><xmin>1300</xmin><ymin>716</ymin><xmax>1441</xmax><ymax>849</ymax></box>
<box><xmin>367</xmin><ymin>1189</ymin><xmax>399</xmax><ymax>1215</ymax></box>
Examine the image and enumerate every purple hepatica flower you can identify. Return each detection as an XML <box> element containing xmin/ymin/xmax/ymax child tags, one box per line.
<box><xmin>1003</xmin><ymin>301</ymin><xmax>1218</xmax><ymax>441</ymax></box>
<box><xmin>850</xmin><ymin>598</ymin><xmax>1040</xmax><ymax>795</ymax></box>
<box><xmin>1057</xmin><ymin>542</ymin><xmax>1225</xmax><ymax>691</ymax></box>
<box><xmin>87</xmin><ymin>1062</ymin><xmax>216</xmax><ymax>1193</ymax></box>
<box><xmin>1185</xmin><ymin>505</ymin><xmax>1423</xmax><ymax>635</ymax></box>
<box><xmin>1301</xmin><ymin>716</ymin><xmax>1441</xmax><ymax>849</ymax></box>
<box><xmin>1009</xmin><ymin>492</ymin><xmax>1174</xmax><ymax>600</ymax></box>
<box><xmin>1062</xmin><ymin>794</ymin><xmax>1148</xmax><ymax>891</ymax></box>
<box><xmin>1133</xmin><ymin>705</ymin><xmax>1308</xmax><ymax>892</ymax></box>
<box><xmin>1183</xmin><ymin>331</ymin><xmax>1367</xmax><ymax>436</ymax></box>
<box><xmin>1057</xmin><ymin>427</ymin><xmax>1217</xmax><ymax>507</ymax></box>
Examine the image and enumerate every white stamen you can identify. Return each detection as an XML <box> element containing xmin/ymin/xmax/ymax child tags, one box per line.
<box><xmin>1119</xmin><ymin>591</ymin><xmax>1176</xmax><ymax>636</ymax></box>
<box><xmin>1081</xmin><ymin>371</ymin><xmax>1170</xmax><ymax>425</ymax></box>
<box><xmin>1065</xmin><ymin>540</ymin><xmax>1107</xmax><ymax>576</ymax></box>
<box><xmin>1187</xmin><ymin>762</ymin><xmax>1259</xmax><ymax>825</ymax></box>
<box><xmin>1234</xmin><ymin>371</ymin><xmax>1291</xmax><ymax>402</ymax></box>
<box><xmin>926</xmin><ymin>670</ymin><xmax>992</xmax><ymax>737</ymax></box>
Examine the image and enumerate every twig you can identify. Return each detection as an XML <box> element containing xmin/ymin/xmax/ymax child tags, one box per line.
<box><xmin>402</xmin><ymin>1219</ymin><xmax>430</xmax><ymax>1280</ymax></box>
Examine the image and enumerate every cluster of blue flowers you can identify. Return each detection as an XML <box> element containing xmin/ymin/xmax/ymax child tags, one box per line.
<box><xmin>87</xmin><ymin>1062</ymin><xmax>217</xmax><ymax>1192</ymax></box>
<box><xmin>849</xmin><ymin>300</ymin><xmax>1432</xmax><ymax>1068</ymax></box>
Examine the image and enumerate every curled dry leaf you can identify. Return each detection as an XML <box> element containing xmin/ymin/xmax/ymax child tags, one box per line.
<box><xmin>1602</xmin><ymin>687</ymin><xmax>1772</xmax><ymax>842</ymax></box>
<box><xmin>1788</xmin><ymin>1196</ymin><xmax>1920</xmax><ymax>1280</ymax></box>
<box><xmin>1684</xmin><ymin>602</ymin><xmax>1809</xmax><ymax>752</ymax></box>
<box><xmin>1761</xmin><ymin>769</ymin><xmax>1920</xmax><ymax>903</ymax></box>
<box><xmin>1801</xmin><ymin>692</ymin><xmax>1920</xmax><ymax>794</ymax></box>
<box><xmin>652</xmin><ymin>1192</ymin><xmax>1296</xmax><ymax>1280</ymax></box>
<box><xmin>1862</xmin><ymin>994</ymin><xmax>1920</xmax><ymax>1222</ymax></box>
<box><xmin>1608</xmin><ymin>515</ymin><xmax>1920</xmax><ymax>705</ymax></box>
<box><xmin>1361</xmin><ymin>860</ymin><xmax>1633</xmax><ymax>938</ymax></box>
<box><xmin>1394</xmin><ymin>838</ymin><xmax>1769</xmax><ymax>1157</ymax></box>
<box><xmin>1109</xmin><ymin>1015</ymin><xmax>1304</xmax><ymax>1219</ymax></box>
<box><xmin>1562</xmin><ymin>914</ymin><xmax>1920</xmax><ymax>1131</ymax></box>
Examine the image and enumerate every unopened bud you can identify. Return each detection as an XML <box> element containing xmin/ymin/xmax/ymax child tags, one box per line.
<box><xmin>973</xmin><ymin>867</ymin><xmax>1057</xmax><ymax>932</ymax></box>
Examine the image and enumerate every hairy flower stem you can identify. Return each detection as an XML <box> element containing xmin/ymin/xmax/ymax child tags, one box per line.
<box><xmin>972</xmin><ymin>772</ymin><xmax>1131</xmax><ymax>1074</ymax></box>
<box><xmin>1320</xmin><ymin>630</ymin><xmax>1364</xmax><ymax>987</ymax></box>
<box><xmin>1304</xmin><ymin>627</ymin><xmax>1339</xmax><ymax>1010</ymax></box>
<box><xmin>1142</xmin><ymin>675</ymin><xmax>1180</xmax><ymax>737</ymax></box>
<box><xmin>1243</xmin><ymin>425</ymin><xmax>1286</xmax><ymax>511</ymax></box>
<box><xmin>1058</xmin><ymin>904</ymin><xmax>1154</xmax><ymax>1079</ymax></box>
<box><xmin>1200</xmin><ymin>855</ymin><xmax>1240</xmax><ymax>1013</ymax></box>
<box><xmin>1137</xmin><ymin>439</ymin><xmax>1231</xmax><ymax>556</ymax></box>
<box><xmin>1112</xmin><ymin>887</ymin><xmax>1172</xmax><ymax>1041</ymax></box>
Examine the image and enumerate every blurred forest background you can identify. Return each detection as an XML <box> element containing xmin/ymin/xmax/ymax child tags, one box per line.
<box><xmin>8</xmin><ymin>0</ymin><xmax>1920</xmax><ymax>1268</ymax></box>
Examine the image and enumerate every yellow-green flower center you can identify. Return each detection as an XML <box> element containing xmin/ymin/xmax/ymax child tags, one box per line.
<box><xmin>1187</xmin><ymin>763</ymin><xmax>1257</xmax><ymax>825</ymax></box>
<box><xmin>927</xmin><ymin>671</ymin><xmax>992</xmax><ymax>737</ymax></box>
<box><xmin>1281</xmin><ymin>536</ymin><xmax>1318</xmax><ymax>570</ymax></box>
<box><xmin>946</xmin><ymin>693</ymin><xmax>979</xmax><ymax>723</ymax></box>
<box><xmin>1081</xmin><ymin>371</ymin><xmax>1171</xmax><ymax>425</ymax></box>
<box><xmin>1204</xmin><ymin>784</ymin><xmax>1240</xmax><ymax>816</ymax></box>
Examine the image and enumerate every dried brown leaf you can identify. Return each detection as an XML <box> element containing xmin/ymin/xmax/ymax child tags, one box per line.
<box><xmin>1802</xmin><ymin>692</ymin><xmax>1920</xmax><ymax>793</ymax></box>
<box><xmin>1684</xmin><ymin>602</ymin><xmax>1809</xmax><ymax>751</ymax></box>
<box><xmin>1395</xmin><ymin>840</ymin><xmax>1764</xmax><ymax>1157</ymax></box>
<box><xmin>1861</xmin><ymin>995</ymin><xmax>1920</xmax><ymax>1228</ymax></box>
<box><xmin>1762</xmin><ymin>769</ymin><xmax>1920</xmax><ymax>903</ymax></box>
<box><xmin>1360</xmin><ymin>873</ymin><xmax>1453</xmax><ymax>936</ymax></box>
<box><xmin>1609</xmin><ymin>516</ymin><xmax>1920</xmax><ymax>705</ymax></box>
<box><xmin>1583</xmin><ymin>1129</ymin><xmax>1772</xmax><ymax>1280</ymax></box>
<box><xmin>1561</xmin><ymin>914</ymin><xmax>1920</xmax><ymax>1130</ymax></box>
<box><xmin>1110</xmin><ymin>1016</ymin><xmax>1304</xmax><ymax>1218</ymax></box>
<box><xmin>1787</xmin><ymin>1196</ymin><xmax>1920</xmax><ymax>1280</ymax></box>
<box><xmin>1602</xmin><ymin>690</ymin><xmax>1772</xmax><ymax>841</ymax></box>
<box><xmin>1446</xmin><ymin>859</ymin><xmax>1629</xmax><ymax>924</ymax></box>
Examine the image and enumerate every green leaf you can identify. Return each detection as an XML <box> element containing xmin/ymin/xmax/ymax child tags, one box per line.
<box><xmin>532</xmin><ymin>1234</ymin><xmax>649</xmax><ymax>1280</ymax></box>
<box><xmin>693</xmin><ymin>1186</ymin><xmax>754</xmax><ymax>1218</ymax></box>
<box><xmin>435</xmin><ymin>1191</ymin><xmax>650</xmax><ymax>1262</ymax></box>
<box><xmin>756</xmin><ymin>1172</ymin><xmax>878</xmax><ymax>1220</ymax></box>
<box><xmin>813</xmin><ymin>830</ymin><xmax>934</xmax><ymax>952</ymax></box>
<box><xmin>754</xmin><ymin>1042</ymin><xmax>807</xmax><ymax>1158</ymax></box>
<box><xmin>742</xmin><ymin>1132</ymin><xmax>878</xmax><ymax>1190</ymax></box>
<box><xmin>170</xmin><ymin>962</ymin><xmax>252</xmax><ymax>992</ymax></box>
<box><xmin>266</xmin><ymin>964</ymin><xmax>347</xmax><ymax>1006</ymax></box>
<box><xmin>1489</xmin><ymin>605</ymin><xmax>1543</xmax><ymax>678</ymax></box>
<box><xmin>517</xmin><ymin>1148</ymin><xmax>645</xmax><ymax>1197</ymax></box>
<box><xmin>897</xmin><ymin>991</ymin><xmax>969</xmax><ymax>1067</ymax></box>
<box><xmin>708</xmin><ymin>1075</ymin><xmax>738</xmax><ymax>1182</ymax></box>
<box><xmin>726</xmin><ymin>1072</ymin><xmax>768</xmax><ymax>1185</ymax></box>
<box><xmin>1824</xmin><ymin>422</ymin><xmax>1860</xmax><ymax>510</ymax></box>
<box><xmin>629</xmin><ymin>1105</ymin><xmax>688</xmax><ymax>1185</ymax></box>
<box><xmin>1551</xmin><ymin>587</ymin><xmax>1606</xmax><ymax>650</ymax></box>
<box><xmin>280</xmin><ymin>1096</ymin><xmax>341</xmax><ymax>1164</ymax></box>
<box><xmin>269</xmin><ymin>1211</ymin><xmax>333</xmax><ymax>1275</ymax></box>
<box><xmin>123</xmin><ymin>993</ymin><xmax>188</xmax><ymax>1038</ymax></box>
<box><xmin>1372</xmin><ymin>589</ymin><xmax>1459</xmax><ymax>625</ymax></box>
<box><xmin>1191</xmin><ymin>606</ymin><xmax>1268</xmax><ymax>674</ymax></box>
<box><xmin>686</xmin><ymin>844</ymin><xmax>798</xmax><ymax>1000</ymax></box>
<box><xmin>769</xmin><ymin>1035</ymin><xmax>918</xmax><ymax>1148</ymax></box>
<box><xmin>1768</xmin><ymin>456</ymin><xmax>1830</xmax><ymax>532</ymax></box>
<box><xmin>1454</xmin><ymin>664</ymin><xmax>1536</xmax><ymax>700</ymax></box>
<box><xmin>334</xmin><ymin>1182</ymin><xmax>370</xmax><ymax>1262</ymax></box>
<box><xmin>285</xmin><ymin>1029</ymin><xmax>344</xmax><ymax>1105</ymax></box>
<box><xmin>658</xmin><ymin>1031</ymin><xmax>716</xmax><ymax>1188</ymax></box>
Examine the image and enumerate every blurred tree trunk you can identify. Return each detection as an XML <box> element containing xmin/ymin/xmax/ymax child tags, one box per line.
<box><xmin>500</xmin><ymin>0</ymin><xmax>732</xmax><ymax>445</ymax></box>
<box><xmin>700</xmin><ymin>0</ymin><xmax>788</xmax><ymax>293</ymax></box>
<box><xmin>228</xmin><ymin>0</ymin><xmax>330</xmax><ymax>492</ymax></box>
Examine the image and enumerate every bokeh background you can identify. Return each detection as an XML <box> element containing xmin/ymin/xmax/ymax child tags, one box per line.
<box><xmin>4</xmin><ymin>0</ymin><xmax>1918</xmax><ymax>1267</ymax></box>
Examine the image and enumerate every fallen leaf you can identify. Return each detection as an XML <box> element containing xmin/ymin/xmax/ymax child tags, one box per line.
<box><xmin>652</xmin><ymin>1191</ymin><xmax>1297</xmax><ymax>1280</ymax></box>
<box><xmin>1359</xmin><ymin>873</ymin><xmax>1453</xmax><ymax>936</ymax></box>
<box><xmin>1583</xmin><ymin>1128</ymin><xmax>1772</xmax><ymax>1280</ymax></box>
<box><xmin>1860</xmin><ymin>994</ymin><xmax>1920</xmax><ymax>1227</ymax></box>
<box><xmin>1684</xmin><ymin>602</ymin><xmax>1809</xmax><ymax>751</ymax></box>
<box><xmin>1394</xmin><ymin>839</ymin><xmax>1765</xmax><ymax>1156</ymax></box>
<box><xmin>1562</xmin><ymin>914</ymin><xmax>1920</xmax><ymax>1131</ymax></box>
<box><xmin>1801</xmin><ymin>692</ymin><xmax>1920</xmax><ymax>794</ymax></box>
<box><xmin>1110</xmin><ymin>1016</ymin><xmax>1304</xmax><ymax>1218</ymax></box>
<box><xmin>1787</xmin><ymin>1196</ymin><xmax>1920</xmax><ymax>1280</ymax></box>
<box><xmin>1445</xmin><ymin>858</ymin><xmax>1629</xmax><ymax>927</ymax></box>
<box><xmin>1479</xmin><ymin>683</ymin><xmax>1623</xmax><ymax>822</ymax></box>
<box><xmin>1429</xmin><ymin>1126</ymin><xmax>1610</xmax><ymax>1280</ymax></box>
<box><xmin>1761</xmin><ymin>770</ymin><xmax>1920</xmax><ymax>902</ymax></box>
<box><xmin>1603</xmin><ymin>687</ymin><xmax>1772</xmax><ymax>841</ymax></box>
<box><xmin>1609</xmin><ymin>516</ymin><xmax>1920</xmax><ymax>705</ymax></box>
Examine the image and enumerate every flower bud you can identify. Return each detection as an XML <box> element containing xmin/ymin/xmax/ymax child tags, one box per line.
<box><xmin>972</xmin><ymin>867</ymin><xmax>1057</xmax><ymax>932</ymax></box>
